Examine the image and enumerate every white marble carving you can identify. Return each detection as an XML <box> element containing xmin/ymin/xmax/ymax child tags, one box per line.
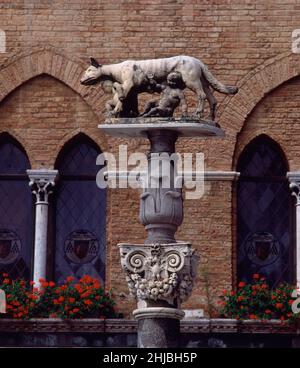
<box><xmin>120</xmin><ymin>242</ymin><xmax>199</xmax><ymax>307</ymax></box>
<box><xmin>27</xmin><ymin>169</ymin><xmax>58</xmax><ymax>286</ymax></box>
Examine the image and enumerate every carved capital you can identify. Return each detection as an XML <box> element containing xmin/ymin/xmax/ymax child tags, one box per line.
<box><xmin>119</xmin><ymin>242</ymin><xmax>199</xmax><ymax>307</ymax></box>
<box><xmin>290</xmin><ymin>182</ymin><xmax>300</xmax><ymax>203</ymax></box>
<box><xmin>287</xmin><ymin>172</ymin><xmax>300</xmax><ymax>205</ymax></box>
<box><xmin>27</xmin><ymin>169</ymin><xmax>59</xmax><ymax>204</ymax></box>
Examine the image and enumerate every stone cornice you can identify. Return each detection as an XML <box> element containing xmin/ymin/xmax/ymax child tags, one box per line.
<box><xmin>27</xmin><ymin>169</ymin><xmax>59</xmax><ymax>182</ymax></box>
<box><xmin>105</xmin><ymin>171</ymin><xmax>240</xmax><ymax>182</ymax></box>
<box><xmin>0</xmin><ymin>318</ymin><xmax>296</xmax><ymax>334</ymax></box>
<box><xmin>287</xmin><ymin>172</ymin><xmax>300</xmax><ymax>183</ymax></box>
<box><xmin>204</xmin><ymin>171</ymin><xmax>240</xmax><ymax>181</ymax></box>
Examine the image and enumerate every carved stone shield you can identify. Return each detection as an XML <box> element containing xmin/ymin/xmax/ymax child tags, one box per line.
<box><xmin>0</xmin><ymin>230</ymin><xmax>21</xmax><ymax>265</ymax></box>
<box><xmin>0</xmin><ymin>240</ymin><xmax>11</xmax><ymax>260</ymax></box>
<box><xmin>74</xmin><ymin>240</ymin><xmax>89</xmax><ymax>260</ymax></box>
<box><xmin>244</xmin><ymin>232</ymin><xmax>280</xmax><ymax>266</ymax></box>
<box><xmin>255</xmin><ymin>240</ymin><xmax>270</xmax><ymax>261</ymax></box>
<box><xmin>65</xmin><ymin>230</ymin><xmax>99</xmax><ymax>264</ymax></box>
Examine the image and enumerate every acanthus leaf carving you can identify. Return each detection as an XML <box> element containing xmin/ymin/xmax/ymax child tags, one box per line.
<box><xmin>120</xmin><ymin>243</ymin><xmax>199</xmax><ymax>307</ymax></box>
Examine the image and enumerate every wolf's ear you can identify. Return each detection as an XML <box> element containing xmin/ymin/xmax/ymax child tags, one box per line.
<box><xmin>90</xmin><ymin>57</ymin><xmax>101</xmax><ymax>68</ymax></box>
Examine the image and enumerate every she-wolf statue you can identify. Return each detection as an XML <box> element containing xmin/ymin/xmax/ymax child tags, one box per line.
<box><xmin>80</xmin><ymin>55</ymin><xmax>238</xmax><ymax>120</ymax></box>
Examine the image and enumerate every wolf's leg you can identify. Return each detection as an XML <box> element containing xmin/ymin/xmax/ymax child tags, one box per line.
<box><xmin>120</xmin><ymin>76</ymin><xmax>135</xmax><ymax>100</ymax></box>
<box><xmin>186</xmin><ymin>80</ymin><xmax>206</xmax><ymax>118</ymax></box>
<box><xmin>203</xmin><ymin>84</ymin><xmax>217</xmax><ymax>121</ymax></box>
<box><xmin>114</xmin><ymin>76</ymin><xmax>135</xmax><ymax>115</ymax></box>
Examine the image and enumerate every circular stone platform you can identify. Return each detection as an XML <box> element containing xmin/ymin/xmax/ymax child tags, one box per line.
<box><xmin>98</xmin><ymin>117</ymin><xmax>225</xmax><ymax>138</ymax></box>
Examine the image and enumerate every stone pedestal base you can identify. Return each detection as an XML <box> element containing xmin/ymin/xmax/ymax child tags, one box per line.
<box><xmin>133</xmin><ymin>307</ymin><xmax>184</xmax><ymax>348</ymax></box>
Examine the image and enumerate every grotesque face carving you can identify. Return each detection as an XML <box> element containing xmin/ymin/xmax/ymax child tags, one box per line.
<box><xmin>80</xmin><ymin>58</ymin><xmax>102</xmax><ymax>85</ymax></box>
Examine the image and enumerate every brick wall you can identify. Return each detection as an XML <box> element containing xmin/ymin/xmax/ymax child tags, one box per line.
<box><xmin>0</xmin><ymin>1</ymin><xmax>299</xmax><ymax>316</ymax></box>
<box><xmin>235</xmin><ymin>75</ymin><xmax>300</xmax><ymax>171</ymax></box>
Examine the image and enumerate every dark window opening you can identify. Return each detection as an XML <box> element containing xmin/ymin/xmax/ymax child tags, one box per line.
<box><xmin>54</xmin><ymin>135</ymin><xmax>106</xmax><ymax>284</ymax></box>
<box><xmin>0</xmin><ymin>134</ymin><xmax>33</xmax><ymax>280</ymax></box>
<box><xmin>237</xmin><ymin>135</ymin><xmax>294</xmax><ymax>287</ymax></box>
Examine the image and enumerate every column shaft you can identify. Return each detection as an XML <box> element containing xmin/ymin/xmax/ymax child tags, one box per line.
<box><xmin>33</xmin><ymin>202</ymin><xmax>49</xmax><ymax>284</ymax></box>
<box><xmin>140</xmin><ymin>130</ymin><xmax>183</xmax><ymax>244</ymax></box>
<box><xmin>287</xmin><ymin>175</ymin><xmax>300</xmax><ymax>288</ymax></box>
<box><xmin>27</xmin><ymin>169</ymin><xmax>58</xmax><ymax>286</ymax></box>
<box><xmin>296</xmin><ymin>203</ymin><xmax>300</xmax><ymax>288</ymax></box>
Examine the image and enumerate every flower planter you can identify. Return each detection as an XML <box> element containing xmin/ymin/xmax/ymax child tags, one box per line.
<box><xmin>0</xmin><ymin>275</ymin><xmax>116</xmax><ymax>320</ymax></box>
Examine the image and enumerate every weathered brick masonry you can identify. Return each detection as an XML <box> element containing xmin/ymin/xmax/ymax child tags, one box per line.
<box><xmin>0</xmin><ymin>0</ymin><xmax>299</xmax><ymax>316</ymax></box>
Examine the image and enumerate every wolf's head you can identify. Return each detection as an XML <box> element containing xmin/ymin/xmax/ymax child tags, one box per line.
<box><xmin>80</xmin><ymin>58</ymin><xmax>103</xmax><ymax>85</ymax></box>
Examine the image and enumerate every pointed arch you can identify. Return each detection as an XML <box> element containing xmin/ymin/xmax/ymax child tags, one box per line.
<box><xmin>53</xmin><ymin>133</ymin><xmax>106</xmax><ymax>284</ymax></box>
<box><xmin>0</xmin><ymin>72</ymin><xmax>108</xmax><ymax>169</ymax></box>
<box><xmin>0</xmin><ymin>46</ymin><xmax>106</xmax><ymax>117</ymax></box>
<box><xmin>55</xmin><ymin>132</ymin><xmax>102</xmax><ymax>172</ymax></box>
<box><xmin>0</xmin><ymin>131</ymin><xmax>31</xmax><ymax>170</ymax></box>
<box><xmin>0</xmin><ymin>132</ymin><xmax>30</xmax><ymax>172</ymax></box>
<box><xmin>237</xmin><ymin>134</ymin><xmax>289</xmax><ymax>177</ymax></box>
<box><xmin>213</xmin><ymin>51</ymin><xmax>300</xmax><ymax>170</ymax></box>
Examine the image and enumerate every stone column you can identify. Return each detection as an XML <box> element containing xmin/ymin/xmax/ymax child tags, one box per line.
<box><xmin>140</xmin><ymin>130</ymin><xmax>183</xmax><ymax>244</ymax></box>
<box><xmin>287</xmin><ymin>172</ymin><xmax>300</xmax><ymax>287</ymax></box>
<box><xmin>100</xmin><ymin>117</ymin><xmax>224</xmax><ymax>348</ymax></box>
<box><xmin>120</xmin><ymin>127</ymin><xmax>198</xmax><ymax>348</ymax></box>
<box><xmin>27</xmin><ymin>169</ymin><xmax>58</xmax><ymax>286</ymax></box>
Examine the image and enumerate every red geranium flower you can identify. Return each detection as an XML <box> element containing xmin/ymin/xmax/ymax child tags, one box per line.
<box><xmin>84</xmin><ymin>299</ymin><xmax>93</xmax><ymax>306</ymax></box>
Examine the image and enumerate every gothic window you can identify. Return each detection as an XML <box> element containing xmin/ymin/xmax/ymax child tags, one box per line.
<box><xmin>54</xmin><ymin>135</ymin><xmax>106</xmax><ymax>284</ymax></box>
<box><xmin>0</xmin><ymin>134</ymin><xmax>33</xmax><ymax>280</ymax></box>
<box><xmin>237</xmin><ymin>135</ymin><xmax>294</xmax><ymax>287</ymax></box>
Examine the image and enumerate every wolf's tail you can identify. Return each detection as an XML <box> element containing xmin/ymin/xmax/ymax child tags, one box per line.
<box><xmin>202</xmin><ymin>65</ymin><xmax>238</xmax><ymax>95</ymax></box>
